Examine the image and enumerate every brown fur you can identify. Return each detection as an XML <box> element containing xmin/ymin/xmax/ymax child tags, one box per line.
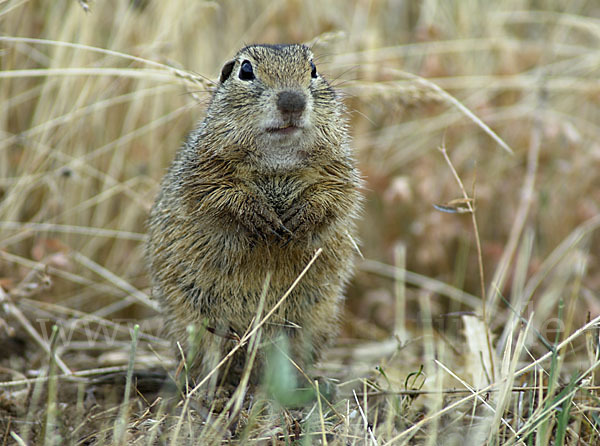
<box><xmin>147</xmin><ymin>44</ymin><xmax>361</xmax><ymax>387</ymax></box>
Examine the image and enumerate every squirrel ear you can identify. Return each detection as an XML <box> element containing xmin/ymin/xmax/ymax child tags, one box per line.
<box><xmin>219</xmin><ymin>60</ymin><xmax>235</xmax><ymax>83</ymax></box>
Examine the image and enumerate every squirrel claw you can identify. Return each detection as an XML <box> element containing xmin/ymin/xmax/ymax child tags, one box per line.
<box><xmin>281</xmin><ymin>233</ymin><xmax>295</xmax><ymax>247</ymax></box>
<box><xmin>279</xmin><ymin>223</ymin><xmax>293</xmax><ymax>237</ymax></box>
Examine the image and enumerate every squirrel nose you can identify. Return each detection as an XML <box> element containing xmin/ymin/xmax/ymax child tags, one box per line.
<box><xmin>276</xmin><ymin>90</ymin><xmax>306</xmax><ymax>117</ymax></box>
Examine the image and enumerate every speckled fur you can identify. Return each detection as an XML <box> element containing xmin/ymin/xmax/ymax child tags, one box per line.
<box><xmin>147</xmin><ymin>44</ymin><xmax>361</xmax><ymax>386</ymax></box>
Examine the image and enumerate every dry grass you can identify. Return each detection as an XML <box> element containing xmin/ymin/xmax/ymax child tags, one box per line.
<box><xmin>1</xmin><ymin>0</ymin><xmax>600</xmax><ymax>444</ymax></box>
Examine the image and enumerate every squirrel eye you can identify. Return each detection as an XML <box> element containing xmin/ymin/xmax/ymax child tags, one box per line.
<box><xmin>310</xmin><ymin>61</ymin><xmax>317</xmax><ymax>78</ymax></box>
<box><xmin>239</xmin><ymin>60</ymin><xmax>255</xmax><ymax>81</ymax></box>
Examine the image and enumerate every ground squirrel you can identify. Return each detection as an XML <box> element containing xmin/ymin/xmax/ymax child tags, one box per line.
<box><xmin>147</xmin><ymin>44</ymin><xmax>361</xmax><ymax>389</ymax></box>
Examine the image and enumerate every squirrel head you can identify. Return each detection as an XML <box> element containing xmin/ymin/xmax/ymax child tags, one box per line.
<box><xmin>200</xmin><ymin>44</ymin><xmax>347</xmax><ymax>171</ymax></box>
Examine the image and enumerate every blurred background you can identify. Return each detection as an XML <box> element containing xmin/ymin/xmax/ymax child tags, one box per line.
<box><xmin>1</xmin><ymin>0</ymin><xmax>599</xmax><ymax>398</ymax></box>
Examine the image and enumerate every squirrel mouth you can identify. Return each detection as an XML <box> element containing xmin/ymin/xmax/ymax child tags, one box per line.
<box><xmin>266</xmin><ymin>123</ymin><xmax>300</xmax><ymax>134</ymax></box>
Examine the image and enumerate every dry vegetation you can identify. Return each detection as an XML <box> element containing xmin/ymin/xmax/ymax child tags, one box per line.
<box><xmin>1</xmin><ymin>0</ymin><xmax>600</xmax><ymax>444</ymax></box>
